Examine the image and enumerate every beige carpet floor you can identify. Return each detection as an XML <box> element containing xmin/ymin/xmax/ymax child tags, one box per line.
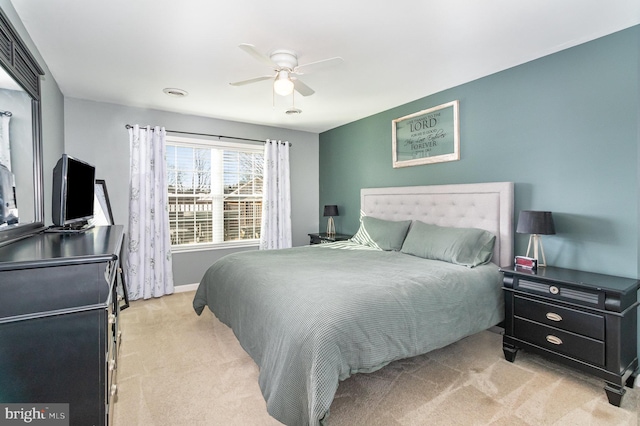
<box><xmin>112</xmin><ymin>291</ymin><xmax>639</xmax><ymax>425</ymax></box>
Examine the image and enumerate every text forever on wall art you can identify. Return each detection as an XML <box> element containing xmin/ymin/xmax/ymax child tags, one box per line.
<box><xmin>392</xmin><ymin>100</ymin><xmax>460</xmax><ymax>168</ymax></box>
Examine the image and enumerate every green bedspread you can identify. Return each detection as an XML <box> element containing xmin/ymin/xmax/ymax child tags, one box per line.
<box><xmin>193</xmin><ymin>243</ymin><xmax>503</xmax><ymax>426</ymax></box>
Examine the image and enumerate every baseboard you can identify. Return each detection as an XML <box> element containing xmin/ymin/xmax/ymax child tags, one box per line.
<box><xmin>174</xmin><ymin>283</ymin><xmax>198</xmax><ymax>293</ymax></box>
<box><xmin>488</xmin><ymin>325</ymin><xmax>504</xmax><ymax>335</ymax></box>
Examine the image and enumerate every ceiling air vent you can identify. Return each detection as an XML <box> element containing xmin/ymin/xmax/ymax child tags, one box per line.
<box><xmin>163</xmin><ymin>88</ymin><xmax>188</xmax><ymax>97</ymax></box>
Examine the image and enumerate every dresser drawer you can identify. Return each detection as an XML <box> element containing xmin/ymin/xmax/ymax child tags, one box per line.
<box><xmin>105</xmin><ymin>259</ymin><xmax>118</xmax><ymax>288</ymax></box>
<box><xmin>514</xmin><ymin>317</ymin><xmax>605</xmax><ymax>366</ymax></box>
<box><xmin>514</xmin><ymin>296</ymin><xmax>604</xmax><ymax>340</ymax></box>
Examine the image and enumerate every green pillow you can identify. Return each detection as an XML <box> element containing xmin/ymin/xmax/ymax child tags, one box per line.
<box><xmin>400</xmin><ymin>221</ymin><xmax>496</xmax><ymax>267</ymax></box>
<box><xmin>350</xmin><ymin>216</ymin><xmax>411</xmax><ymax>251</ymax></box>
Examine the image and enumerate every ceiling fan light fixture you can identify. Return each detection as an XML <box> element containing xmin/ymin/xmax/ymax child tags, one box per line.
<box><xmin>273</xmin><ymin>72</ymin><xmax>294</xmax><ymax>96</ymax></box>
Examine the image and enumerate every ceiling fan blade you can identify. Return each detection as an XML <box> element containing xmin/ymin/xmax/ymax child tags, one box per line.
<box><xmin>292</xmin><ymin>78</ymin><xmax>315</xmax><ymax>96</ymax></box>
<box><xmin>229</xmin><ymin>75</ymin><xmax>273</xmax><ymax>86</ymax></box>
<box><xmin>295</xmin><ymin>57</ymin><xmax>343</xmax><ymax>74</ymax></box>
<box><xmin>238</xmin><ymin>44</ymin><xmax>275</xmax><ymax>67</ymax></box>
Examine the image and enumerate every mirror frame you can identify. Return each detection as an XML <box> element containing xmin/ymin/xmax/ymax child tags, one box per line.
<box><xmin>0</xmin><ymin>6</ymin><xmax>45</xmax><ymax>246</ymax></box>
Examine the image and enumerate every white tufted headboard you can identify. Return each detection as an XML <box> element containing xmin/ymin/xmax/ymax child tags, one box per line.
<box><xmin>361</xmin><ymin>182</ymin><xmax>514</xmax><ymax>267</ymax></box>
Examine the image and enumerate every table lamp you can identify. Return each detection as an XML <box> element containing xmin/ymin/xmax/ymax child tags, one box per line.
<box><xmin>323</xmin><ymin>205</ymin><xmax>338</xmax><ymax>236</ymax></box>
<box><xmin>516</xmin><ymin>211</ymin><xmax>555</xmax><ymax>267</ymax></box>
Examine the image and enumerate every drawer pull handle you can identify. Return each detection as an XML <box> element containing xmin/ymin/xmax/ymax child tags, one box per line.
<box><xmin>545</xmin><ymin>312</ymin><xmax>563</xmax><ymax>322</ymax></box>
<box><xmin>546</xmin><ymin>335</ymin><xmax>563</xmax><ymax>345</ymax></box>
<box><xmin>549</xmin><ymin>286</ymin><xmax>559</xmax><ymax>295</ymax></box>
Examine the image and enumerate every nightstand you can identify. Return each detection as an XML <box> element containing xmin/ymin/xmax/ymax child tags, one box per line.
<box><xmin>308</xmin><ymin>232</ymin><xmax>351</xmax><ymax>245</ymax></box>
<box><xmin>500</xmin><ymin>265</ymin><xmax>639</xmax><ymax>406</ymax></box>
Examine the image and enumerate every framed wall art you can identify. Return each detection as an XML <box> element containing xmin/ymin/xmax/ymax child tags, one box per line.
<box><xmin>392</xmin><ymin>100</ymin><xmax>460</xmax><ymax>168</ymax></box>
<box><xmin>90</xmin><ymin>179</ymin><xmax>130</xmax><ymax>309</ymax></box>
<box><xmin>91</xmin><ymin>179</ymin><xmax>114</xmax><ymax>226</ymax></box>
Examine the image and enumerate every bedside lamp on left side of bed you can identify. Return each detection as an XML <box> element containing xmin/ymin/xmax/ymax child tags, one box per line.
<box><xmin>323</xmin><ymin>205</ymin><xmax>339</xmax><ymax>236</ymax></box>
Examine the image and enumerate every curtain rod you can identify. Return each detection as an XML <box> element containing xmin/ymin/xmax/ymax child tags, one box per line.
<box><xmin>124</xmin><ymin>124</ymin><xmax>291</xmax><ymax>145</ymax></box>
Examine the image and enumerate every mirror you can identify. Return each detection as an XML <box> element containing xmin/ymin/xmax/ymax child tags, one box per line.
<box><xmin>0</xmin><ymin>8</ymin><xmax>44</xmax><ymax>246</ymax></box>
<box><xmin>0</xmin><ymin>67</ymin><xmax>34</xmax><ymax>225</ymax></box>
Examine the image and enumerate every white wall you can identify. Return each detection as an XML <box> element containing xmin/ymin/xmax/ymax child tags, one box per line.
<box><xmin>63</xmin><ymin>97</ymin><xmax>319</xmax><ymax>285</ymax></box>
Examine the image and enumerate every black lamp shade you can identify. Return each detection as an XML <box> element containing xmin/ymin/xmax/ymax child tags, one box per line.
<box><xmin>516</xmin><ymin>211</ymin><xmax>555</xmax><ymax>235</ymax></box>
<box><xmin>323</xmin><ymin>205</ymin><xmax>339</xmax><ymax>217</ymax></box>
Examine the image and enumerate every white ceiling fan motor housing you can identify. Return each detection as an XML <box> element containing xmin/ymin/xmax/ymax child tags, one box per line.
<box><xmin>269</xmin><ymin>50</ymin><xmax>298</xmax><ymax>71</ymax></box>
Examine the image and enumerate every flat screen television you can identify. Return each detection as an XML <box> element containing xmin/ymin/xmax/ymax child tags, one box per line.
<box><xmin>52</xmin><ymin>154</ymin><xmax>96</xmax><ymax>228</ymax></box>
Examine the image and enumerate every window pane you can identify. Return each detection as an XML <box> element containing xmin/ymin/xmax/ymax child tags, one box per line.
<box><xmin>166</xmin><ymin>140</ymin><xmax>263</xmax><ymax>247</ymax></box>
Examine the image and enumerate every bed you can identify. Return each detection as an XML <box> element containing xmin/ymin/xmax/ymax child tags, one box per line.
<box><xmin>193</xmin><ymin>181</ymin><xmax>514</xmax><ymax>425</ymax></box>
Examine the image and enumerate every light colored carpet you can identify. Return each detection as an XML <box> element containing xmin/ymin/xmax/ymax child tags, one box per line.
<box><xmin>113</xmin><ymin>291</ymin><xmax>639</xmax><ymax>425</ymax></box>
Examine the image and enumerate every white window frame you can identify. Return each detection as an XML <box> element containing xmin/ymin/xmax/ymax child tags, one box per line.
<box><xmin>166</xmin><ymin>135</ymin><xmax>264</xmax><ymax>253</ymax></box>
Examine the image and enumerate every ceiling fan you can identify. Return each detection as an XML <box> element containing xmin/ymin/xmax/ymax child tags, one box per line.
<box><xmin>230</xmin><ymin>44</ymin><xmax>343</xmax><ymax>97</ymax></box>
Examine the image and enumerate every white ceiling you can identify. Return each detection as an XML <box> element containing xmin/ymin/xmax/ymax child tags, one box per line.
<box><xmin>10</xmin><ymin>0</ymin><xmax>640</xmax><ymax>134</ymax></box>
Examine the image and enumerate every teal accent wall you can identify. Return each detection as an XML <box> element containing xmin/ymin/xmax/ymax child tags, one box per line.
<box><xmin>320</xmin><ymin>26</ymin><xmax>639</xmax><ymax>279</ymax></box>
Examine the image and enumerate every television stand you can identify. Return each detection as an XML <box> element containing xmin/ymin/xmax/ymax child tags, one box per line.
<box><xmin>46</xmin><ymin>223</ymin><xmax>95</xmax><ymax>234</ymax></box>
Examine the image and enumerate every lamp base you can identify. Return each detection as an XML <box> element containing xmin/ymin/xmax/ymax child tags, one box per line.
<box><xmin>326</xmin><ymin>217</ymin><xmax>335</xmax><ymax>236</ymax></box>
<box><xmin>525</xmin><ymin>234</ymin><xmax>547</xmax><ymax>267</ymax></box>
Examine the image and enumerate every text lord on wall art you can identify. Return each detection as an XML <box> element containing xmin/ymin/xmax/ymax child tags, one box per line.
<box><xmin>392</xmin><ymin>100</ymin><xmax>460</xmax><ymax>168</ymax></box>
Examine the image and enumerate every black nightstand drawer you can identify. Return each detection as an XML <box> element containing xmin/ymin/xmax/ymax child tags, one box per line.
<box><xmin>516</xmin><ymin>278</ymin><xmax>602</xmax><ymax>308</ymax></box>
<box><xmin>514</xmin><ymin>295</ymin><xmax>605</xmax><ymax>340</ymax></box>
<box><xmin>514</xmin><ymin>317</ymin><xmax>605</xmax><ymax>366</ymax></box>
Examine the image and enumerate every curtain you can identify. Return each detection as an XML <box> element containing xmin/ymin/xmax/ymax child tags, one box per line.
<box><xmin>260</xmin><ymin>139</ymin><xmax>292</xmax><ymax>250</ymax></box>
<box><xmin>126</xmin><ymin>125</ymin><xmax>174</xmax><ymax>300</ymax></box>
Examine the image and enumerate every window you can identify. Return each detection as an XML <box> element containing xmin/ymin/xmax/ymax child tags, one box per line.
<box><xmin>165</xmin><ymin>136</ymin><xmax>264</xmax><ymax>249</ymax></box>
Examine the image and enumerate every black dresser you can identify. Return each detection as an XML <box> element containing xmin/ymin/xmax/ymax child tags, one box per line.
<box><xmin>0</xmin><ymin>226</ymin><xmax>124</xmax><ymax>425</ymax></box>
<box><xmin>501</xmin><ymin>265</ymin><xmax>639</xmax><ymax>406</ymax></box>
